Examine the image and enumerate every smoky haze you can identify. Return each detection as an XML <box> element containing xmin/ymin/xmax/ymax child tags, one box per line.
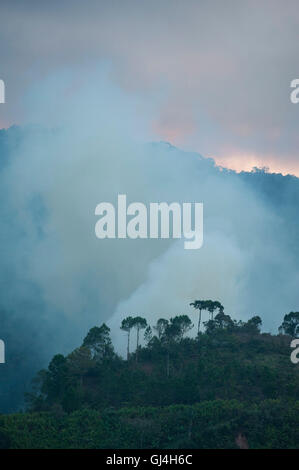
<box><xmin>0</xmin><ymin>68</ymin><xmax>299</xmax><ymax>410</ymax></box>
<box><xmin>1</xmin><ymin>0</ymin><xmax>299</xmax><ymax>173</ymax></box>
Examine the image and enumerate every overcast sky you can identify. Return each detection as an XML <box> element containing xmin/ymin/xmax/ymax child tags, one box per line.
<box><xmin>0</xmin><ymin>0</ymin><xmax>299</xmax><ymax>174</ymax></box>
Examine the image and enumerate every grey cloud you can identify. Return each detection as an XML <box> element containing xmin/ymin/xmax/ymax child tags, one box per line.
<box><xmin>0</xmin><ymin>0</ymin><xmax>298</xmax><ymax>171</ymax></box>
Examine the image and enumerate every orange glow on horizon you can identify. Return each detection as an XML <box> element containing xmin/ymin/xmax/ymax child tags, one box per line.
<box><xmin>152</xmin><ymin>123</ymin><xmax>299</xmax><ymax>178</ymax></box>
<box><xmin>212</xmin><ymin>153</ymin><xmax>299</xmax><ymax>177</ymax></box>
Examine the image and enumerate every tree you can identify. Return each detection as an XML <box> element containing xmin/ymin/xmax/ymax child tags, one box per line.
<box><xmin>169</xmin><ymin>315</ymin><xmax>193</xmax><ymax>340</ymax></box>
<box><xmin>206</xmin><ymin>300</ymin><xmax>224</xmax><ymax>320</ymax></box>
<box><xmin>279</xmin><ymin>312</ymin><xmax>299</xmax><ymax>337</ymax></box>
<box><xmin>245</xmin><ymin>315</ymin><xmax>262</xmax><ymax>334</ymax></box>
<box><xmin>67</xmin><ymin>347</ymin><xmax>93</xmax><ymax>387</ymax></box>
<box><xmin>82</xmin><ymin>324</ymin><xmax>114</xmax><ymax>360</ymax></box>
<box><xmin>120</xmin><ymin>316</ymin><xmax>135</xmax><ymax>360</ymax></box>
<box><xmin>144</xmin><ymin>326</ymin><xmax>153</xmax><ymax>345</ymax></box>
<box><xmin>203</xmin><ymin>319</ymin><xmax>217</xmax><ymax>335</ymax></box>
<box><xmin>159</xmin><ymin>321</ymin><xmax>179</xmax><ymax>378</ymax></box>
<box><xmin>154</xmin><ymin>318</ymin><xmax>169</xmax><ymax>339</ymax></box>
<box><xmin>164</xmin><ymin>321</ymin><xmax>181</xmax><ymax>343</ymax></box>
<box><xmin>156</xmin><ymin>316</ymin><xmax>193</xmax><ymax>377</ymax></box>
<box><xmin>43</xmin><ymin>354</ymin><xmax>68</xmax><ymax>404</ymax></box>
<box><xmin>190</xmin><ymin>300</ymin><xmax>207</xmax><ymax>335</ymax></box>
<box><xmin>213</xmin><ymin>312</ymin><xmax>234</xmax><ymax>330</ymax></box>
<box><xmin>190</xmin><ymin>300</ymin><xmax>224</xmax><ymax>333</ymax></box>
<box><xmin>132</xmin><ymin>316</ymin><xmax>147</xmax><ymax>361</ymax></box>
<box><xmin>204</xmin><ymin>310</ymin><xmax>234</xmax><ymax>334</ymax></box>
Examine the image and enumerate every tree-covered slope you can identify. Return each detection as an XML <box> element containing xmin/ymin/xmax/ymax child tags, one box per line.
<box><xmin>1</xmin><ymin>400</ymin><xmax>299</xmax><ymax>449</ymax></box>
<box><xmin>1</xmin><ymin>307</ymin><xmax>298</xmax><ymax>449</ymax></box>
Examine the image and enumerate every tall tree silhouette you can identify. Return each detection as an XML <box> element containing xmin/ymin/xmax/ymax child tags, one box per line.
<box><xmin>154</xmin><ymin>318</ymin><xmax>169</xmax><ymax>339</ymax></box>
<box><xmin>120</xmin><ymin>316</ymin><xmax>135</xmax><ymax>360</ymax></box>
<box><xmin>206</xmin><ymin>300</ymin><xmax>224</xmax><ymax>320</ymax></box>
<box><xmin>144</xmin><ymin>326</ymin><xmax>153</xmax><ymax>345</ymax></box>
<box><xmin>132</xmin><ymin>316</ymin><xmax>147</xmax><ymax>361</ymax></box>
<box><xmin>190</xmin><ymin>300</ymin><xmax>207</xmax><ymax>335</ymax></box>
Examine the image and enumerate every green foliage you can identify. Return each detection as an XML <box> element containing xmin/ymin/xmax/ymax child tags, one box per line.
<box><xmin>27</xmin><ymin>310</ymin><xmax>299</xmax><ymax>415</ymax></box>
<box><xmin>144</xmin><ymin>326</ymin><xmax>153</xmax><ymax>344</ymax></box>
<box><xmin>190</xmin><ymin>299</ymin><xmax>224</xmax><ymax>333</ymax></box>
<box><xmin>132</xmin><ymin>316</ymin><xmax>147</xmax><ymax>358</ymax></box>
<box><xmin>1</xmin><ymin>400</ymin><xmax>299</xmax><ymax>448</ymax></box>
<box><xmin>168</xmin><ymin>315</ymin><xmax>193</xmax><ymax>340</ymax></box>
<box><xmin>154</xmin><ymin>318</ymin><xmax>169</xmax><ymax>339</ymax></box>
<box><xmin>82</xmin><ymin>324</ymin><xmax>114</xmax><ymax>359</ymax></box>
<box><xmin>279</xmin><ymin>312</ymin><xmax>299</xmax><ymax>337</ymax></box>
<box><xmin>120</xmin><ymin>316</ymin><xmax>135</xmax><ymax>333</ymax></box>
<box><xmin>7</xmin><ymin>305</ymin><xmax>299</xmax><ymax>449</ymax></box>
<box><xmin>120</xmin><ymin>316</ymin><xmax>135</xmax><ymax>360</ymax></box>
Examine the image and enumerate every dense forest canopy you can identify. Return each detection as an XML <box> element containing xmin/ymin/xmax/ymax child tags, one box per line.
<box><xmin>25</xmin><ymin>304</ymin><xmax>299</xmax><ymax>413</ymax></box>
<box><xmin>1</xmin><ymin>301</ymin><xmax>299</xmax><ymax>448</ymax></box>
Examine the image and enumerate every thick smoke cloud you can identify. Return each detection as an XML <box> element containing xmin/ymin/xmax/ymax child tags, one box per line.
<box><xmin>0</xmin><ymin>68</ymin><xmax>299</xmax><ymax>408</ymax></box>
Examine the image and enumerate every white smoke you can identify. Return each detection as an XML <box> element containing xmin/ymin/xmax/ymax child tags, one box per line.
<box><xmin>1</xmin><ymin>65</ymin><xmax>299</xmax><ymax>361</ymax></box>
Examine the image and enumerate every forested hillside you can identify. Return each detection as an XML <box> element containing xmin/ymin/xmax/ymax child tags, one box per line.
<box><xmin>1</xmin><ymin>303</ymin><xmax>299</xmax><ymax>449</ymax></box>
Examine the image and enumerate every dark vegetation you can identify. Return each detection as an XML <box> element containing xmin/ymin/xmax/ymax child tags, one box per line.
<box><xmin>1</xmin><ymin>301</ymin><xmax>299</xmax><ymax>449</ymax></box>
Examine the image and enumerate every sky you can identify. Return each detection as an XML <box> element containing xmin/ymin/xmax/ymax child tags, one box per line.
<box><xmin>0</xmin><ymin>0</ymin><xmax>298</xmax><ymax>174</ymax></box>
